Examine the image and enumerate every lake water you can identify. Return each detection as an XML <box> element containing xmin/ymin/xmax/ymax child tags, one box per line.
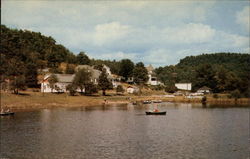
<box><xmin>0</xmin><ymin>103</ymin><xmax>249</xmax><ymax>159</ymax></box>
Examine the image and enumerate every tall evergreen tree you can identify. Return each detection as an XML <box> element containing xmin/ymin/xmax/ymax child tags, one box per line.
<box><xmin>133</xmin><ymin>62</ymin><xmax>149</xmax><ymax>85</ymax></box>
<box><xmin>119</xmin><ymin>59</ymin><xmax>134</xmax><ymax>80</ymax></box>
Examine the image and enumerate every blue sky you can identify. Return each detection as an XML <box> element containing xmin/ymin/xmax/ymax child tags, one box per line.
<box><xmin>2</xmin><ymin>0</ymin><xmax>249</xmax><ymax>67</ymax></box>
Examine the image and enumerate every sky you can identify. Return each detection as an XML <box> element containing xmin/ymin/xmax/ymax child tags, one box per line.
<box><xmin>2</xmin><ymin>0</ymin><xmax>250</xmax><ymax>67</ymax></box>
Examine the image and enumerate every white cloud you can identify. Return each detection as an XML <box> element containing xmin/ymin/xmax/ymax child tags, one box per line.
<box><xmin>89</xmin><ymin>51</ymin><xmax>138</xmax><ymax>61</ymax></box>
<box><xmin>1</xmin><ymin>0</ymin><xmax>249</xmax><ymax>66</ymax></box>
<box><xmin>236</xmin><ymin>6</ymin><xmax>250</xmax><ymax>32</ymax></box>
<box><xmin>163</xmin><ymin>23</ymin><xmax>216</xmax><ymax>44</ymax></box>
<box><xmin>93</xmin><ymin>22</ymin><xmax>131</xmax><ymax>46</ymax></box>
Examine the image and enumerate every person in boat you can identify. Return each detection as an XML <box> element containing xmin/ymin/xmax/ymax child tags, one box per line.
<box><xmin>154</xmin><ymin>109</ymin><xmax>159</xmax><ymax>112</ymax></box>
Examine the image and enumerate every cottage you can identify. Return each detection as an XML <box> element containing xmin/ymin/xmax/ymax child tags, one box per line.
<box><xmin>146</xmin><ymin>64</ymin><xmax>162</xmax><ymax>86</ymax></box>
<box><xmin>175</xmin><ymin>83</ymin><xmax>192</xmax><ymax>91</ymax></box>
<box><xmin>41</xmin><ymin>74</ymin><xmax>76</xmax><ymax>93</ymax></box>
<box><xmin>197</xmin><ymin>86</ymin><xmax>211</xmax><ymax>94</ymax></box>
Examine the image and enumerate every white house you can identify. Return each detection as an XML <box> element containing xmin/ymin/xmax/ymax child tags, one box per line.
<box><xmin>175</xmin><ymin>83</ymin><xmax>192</xmax><ymax>91</ymax></box>
<box><xmin>41</xmin><ymin>74</ymin><xmax>76</xmax><ymax>93</ymax></box>
<box><xmin>146</xmin><ymin>64</ymin><xmax>162</xmax><ymax>86</ymax></box>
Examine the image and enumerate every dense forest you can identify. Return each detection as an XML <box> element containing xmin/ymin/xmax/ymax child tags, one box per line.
<box><xmin>155</xmin><ymin>53</ymin><xmax>250</xmax><ymax>96</ymax></box>
<box><xmin>1</xmin><ymin>25</ymin><xmax>249</xmax><ymax>97</ymax></box>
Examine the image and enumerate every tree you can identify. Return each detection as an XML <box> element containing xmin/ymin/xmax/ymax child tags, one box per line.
<box><xmin>66</xmin><ymin>84</ymin><xmax>77</xmax><ymax>96</ymax></box>
<box><xmin>9</xmin><ymin>75</ymin><xmax>26</xmax><ymax>94</ymax></box>
<box><xmin>73</xmin><ymin>68</ymin><xmax>91</xmax><ymax>94</ymax></box>
<box><xmin>165</xmin><ymin>84</ymin><xmax>177</xmax><ymax>93</ymax></box>
<box><xmin>65</xmin><ymin>64</ymin><xmax>75</xmax><ymax>74</ymax></box>
<box><xmin>116</xmin><ymin>85</ymin><xmax>125</xmax><ymax>94</ymax></box>
<box><xmin>48</xmin><ymin>74</ymin><xmax>58</xmax><ymax>93</ymax></box>
<box><xmin>230</xmin><ymin>89</ymin><xmax>241</xmax><ymax>103</ymax></box>
<box><xmin>119</xmin><ymin>59</ymin><xmax>134</xmax><ymax>80</ymax></box>
<box><xmin>133</xmin><ymin>62</ymin><xmax>149</xmax><ymax>85</ymax></box>
<box><xmin>25</xmin><ymin>62</ymin><xmax>38</xmax><ymax>88</ymax></box>
<box><xmin>194</xmin><ymin>64</ymin><xmax>217</xmax><ymax>91</ymax></box>
<box><xmin>85</xmin><ymin>82</ymin><xmax>98</xmax><ymax>95</ymax></box>
<box><xmin>77</xmin><ymin>52</ymin><xmax>90</xmax><ymax>65</ymax></box>
<box><xmin>98</xmin><ymin>69</ymin><xmax>113</xmax><ymax>96</ymax></box>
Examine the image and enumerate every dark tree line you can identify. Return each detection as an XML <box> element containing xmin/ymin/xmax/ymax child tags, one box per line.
<box><xmin>155</xmin><ymin>53</ymin><xmax>250</xmax><ymax>97</ymax></box>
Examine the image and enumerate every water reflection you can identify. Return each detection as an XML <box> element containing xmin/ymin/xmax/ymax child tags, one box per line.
<box><xmin>0</xmin><ymin>102</ymin><xmax>249</xmax><ymax>159</ymax></box>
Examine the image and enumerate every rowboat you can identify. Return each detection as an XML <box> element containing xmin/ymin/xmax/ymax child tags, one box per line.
<box><xmin>152</xmin><ymin>100</ymin><xmax>162</xmax><ymax>103</ymax></box>
<box><xmin>146</xmin><ymin>111</ymin><xmax>166</xmax><ymax>115</ymax></box>
<box><xmin>0</xmin><ymin>112</ymin><xmax>15</xmax><ymax>116</ymax></box>
<box><xmin>143</xmin><ymin>100</ymin><xmax>152</xmax><ymax>104</ymax></box>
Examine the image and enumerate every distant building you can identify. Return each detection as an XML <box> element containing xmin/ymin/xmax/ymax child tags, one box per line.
<box><xmin>146</xmin><ymin>64</ymin><xmax>162</xmax><ymax>86</ymax></box>
<box><xmin>41</xmin><ymin>74</ymin><xmax>77</xmax><ymax>93</ymax></box>
<box><xmin>175</xmin><ymin>83</ymin><xmax>192</xmax><ymax>91</ymax></box>
<box><xmin>197</xmin><ymin>86</ymin><xmax>211</xmax><ymax>94</ymax></box>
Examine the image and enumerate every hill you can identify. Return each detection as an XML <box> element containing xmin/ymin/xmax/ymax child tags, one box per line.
<box><xmin>155</xmin><ymin>53</ymin><xmax>250</xmax><ymax>96</ymax></box>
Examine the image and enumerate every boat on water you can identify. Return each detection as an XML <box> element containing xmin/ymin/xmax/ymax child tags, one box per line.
<box><xmin>0</xmin><ymin>112</ymin><xmax>15</xmax><ymax>116</ymax></box>
<box><xmin>146</xmin><ymin>111</ymin><xmax>166</xmax><ymax>115</ymax></box>
<box><xmin>0</xmin><ymin>108</ymin><xmax>14</xmax><ymax>116</ymax></box>
<box><xmin>152</xmin><ymin>100</ymin><xmax>162</xmax><ymax>103</ymax></box>
<box><xmin>143</xmin><ymin>100</ymin><xmax>152</xmax><ymax>104</ymax></box>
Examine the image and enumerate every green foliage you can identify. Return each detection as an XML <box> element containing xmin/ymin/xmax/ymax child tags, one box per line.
<box><xmin>73</xmin><ymin>68</ymin><xmax>91</xmax><ymax>94</ymax></box>
<box><xmin>66</xmin><ymin>84</ymin><xmax>77</xmax><ymax>96</ymax></box>
<box><xmin>116</xmin><ymin>85</ymin><xmax>125</xmax><ymax>94</ymax></box>
<box><xmin>119</xmin><ymin>59</ymin><xmax>134</xmax><ymax>80</ymax></box>
<box><xmin>194</xmin><ymin>64</ymin><xmax>217</xmax><ymax>91</ymax></box>
<box><xmin>48</xmin><ymin>74</ymin><xmax>58</xmax><ymax>93</ymax></box>
<box><xmin>165</xmin><ymin>85</ymin><xmax>177</xmax><ymax>93</ymax></box>
<box><xmin>91</xmin><ymin>59</ymin><xmax>120</xmax><ymax>75</ymax></box>
<box><xmin>133</xmin><ymin>62</ymin><xmax>149</xmax><ymax>85</ymax></box>
<box><xmin>9</xmin><ymin>75</ymin><xmax>26</xmax><ymax>94</ymax></box>
<box><xmin>85</xmin><ymin>82</ymin><xmax>98</xmax><ymax>95</ymax></box>
<box><xmin>230</xmin><ymin>89</ymin><xmax>241</xmax><ymax>100</ymax></box>
<box><xmin>25</xmin><ymin>62</ymin><xmax>38</xmax><ymax>88</ymax></box>
<box><xmin>1</xmin><ymin>25</ymin><xmax>77</xmax><ymax>89</ymax></box>
<box><xmin>155</xmin><ymin>53</ymin><xmax>250</xmax><ymax>96</ymax></box>
<box><xmin>98</xmin><ymin>69</ymin><xmax>113</xmax><ymax>96</ymax></box>
<box><xmin>77</xmin><ymin>52</ymin><xmax>90</xmax><ymax>65</ymax></box>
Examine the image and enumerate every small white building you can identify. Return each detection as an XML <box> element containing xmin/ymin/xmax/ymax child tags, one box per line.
<box><xmin>146</xmin><ymin>64</ymin><xmax>162</xmax><ymax>86</ymax></box>
<box><xmin>175</xmin><ymin>83</ymin><xmax>192</xmax><ymax>91</ymax></box>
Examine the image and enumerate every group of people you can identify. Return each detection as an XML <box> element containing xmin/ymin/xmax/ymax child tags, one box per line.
<box><xmin>1</xmin><ymin>108</ymin><xmax>10</xmax><ymax>113</ymax></box>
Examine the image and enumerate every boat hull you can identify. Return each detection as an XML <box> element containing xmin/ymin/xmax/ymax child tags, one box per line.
<box><xmin>0</xmin><ymin>112</ymin><xmax>15</xmax><ymax>116</ymax></box>
<box><xmin>146</xmin><ymin>111</ymin><xmax>166</xmax><ymax>115</ymax></box>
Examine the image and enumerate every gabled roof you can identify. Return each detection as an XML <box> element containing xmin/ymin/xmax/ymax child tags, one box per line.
<box><xmin>75</xmin><ymin>65</ymin><xmax>101</xmax><ymax>79</ymax></box>
<box><xmin>45</xmin><ymin>74</ymin><xmax>75</xmax><ymax>83</ymax></box>
<box><xmin>198</xmin><ymin>86</ymin><xmax>211</xmax><ymax>90</ymax></box>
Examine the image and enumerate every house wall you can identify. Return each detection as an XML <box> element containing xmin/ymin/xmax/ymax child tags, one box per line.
<box><xmin>41</xmin><ymin>82</ymin><xmax>83</xmax><ymax>93</ymax></box>
<box><xmin>175</xmin><ymin>83</ymin><xmax>192</xmax><ymax>91</ymax></box>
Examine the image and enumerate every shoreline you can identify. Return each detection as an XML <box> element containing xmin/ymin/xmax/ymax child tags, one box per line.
<box><xmin>1</xmin><ymin>91</ymin><xmax>249</xmax><ymax>112</ymax></box>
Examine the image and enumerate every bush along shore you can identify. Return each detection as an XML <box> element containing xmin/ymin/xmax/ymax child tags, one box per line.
<box><xmin>1</xmin><ymin>91</ymin><xmax>249</xmax><ymax>112</ymax></box>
